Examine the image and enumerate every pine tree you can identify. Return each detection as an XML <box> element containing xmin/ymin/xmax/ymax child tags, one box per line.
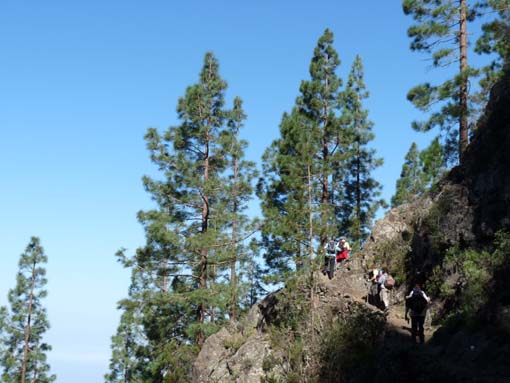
<box><xmin>140</xmin><ymin>51</ymin><xmax>234</xmax><ymax>346</ymax></box>
<box><xmin>0</xmin><ymin>237</ymin><xmax>55</xmax><ymax>383</ymax></box>
<box><xmin>392</xmin><ymin>143</ymin><xmax>424</xmax><ymax>207</ymax></box>
<box><xmin>419</xmin><ymin>137</ymin><xmax>445</xmax><ymax>188</ymax></box>
<box><xmin>104</xmin><ymin>305</ymin><xmax>140</xmax><ymax>383</ymax></box>
<box><xmin>296</xmin><ymin>28</ymin><xmax>344</xmax><ymax>247</ymax></box>
<box><xmin>258</xmin><ymin>29</ymin><xmax>345</xmax><ymax>283</ymax></box>
<box><xmin>107</xmin><ymin>252</ymin><xmax>197</xmax><ymax>383</ymax></box>
<box><xmin>258</xmin><ymin>111</ymin><xmax>317</xmax><ymax>283</ymax></box>
<box><xmin>403</xmin><ymin>0</ymin><xmax>481</xmax><ymax>164</ymax></box>
<box><xmin>391</xmin><ymin>138</ymin><xmax>444</xmax><ymax>207</ymax></box>
<box><xmin>338</xmin><ymin>55</ymin><xmax>385</xmax><ymax>246</ymax></box>
<box><xmin>476</xmin><ymin>1</ymin><xmax>510</xmax><ymax>96</ymax></box>
<box><xmin>105</xmin><ymin>257</ymin><xmax>146</xmax><ymax>383</ymax></box>
<box><xmin>239</xmin><ymin>239</ymin><xmax>267</xmax><ymax>308</ymax></box>
<box><xmin>107</xmin><ymin>52</ymin><xmax>257</xmax><ymax>382</ymax></box>
<box><xmin>0</xmin><ymin>306</ymin><xmax>7</xmax><ymax>357</ymax></box>
<box><xmin>224</xmin><ymin>97</ymin><xmax>258</xmax><ymax>325</ymax></box>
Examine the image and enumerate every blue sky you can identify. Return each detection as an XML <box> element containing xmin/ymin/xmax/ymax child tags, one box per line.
<box><xmin>0</xmin><ymin>1</ymin><xmax>492</xmax><ymax>382</ymax></box>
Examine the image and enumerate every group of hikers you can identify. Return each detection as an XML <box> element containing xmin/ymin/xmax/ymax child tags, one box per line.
<box><xmin>320</xmin><ymin>238</ymin><xmax>431</xmax><ymax>345</ymax></box>
<box><xmin>369</xmin><ymin>267</ymin><xmax>431</xmax><ymax>344</ymax></box>
<box><xmin>321</xmin><ymin>237</ymin><xmax>351</xmax><ymax>280</ymax></box>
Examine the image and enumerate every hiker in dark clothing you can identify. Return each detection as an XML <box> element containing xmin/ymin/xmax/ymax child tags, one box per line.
<box><xmin>367</xmin><ymin>266</ymin><xmax>380</xmax><ymax>306</ymax></box>
<box><xmin>405</xmin><ymin>282</ymin><xmax>431</xmax><ymax>344</ymax></box>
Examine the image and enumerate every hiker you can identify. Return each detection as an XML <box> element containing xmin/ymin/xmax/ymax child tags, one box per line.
<box><xmin>369</xmin><ymin>267</ymin><xmax>380</xmax><ymax>283</ymax></box>
<box><xmin>405</xmin><ymin>282</ymin><xmax>431</xmax><ymax>344</ymax></box>
<box><xmin>335</xmin><ymin>237</ymin><xmax>351</xmax><ymax>266</ymax></box>
<box><xmin>377</xmin><ymin>267</ymin><xmax>390</xmax><ymax>311</ymax></box>
<box><xmin>367</xmin><ymin>266</ymin><xmax>380</xmax><ymax>306</ymax></box>
<box><xmin>322</xmin><ymin>238</ymin><xmax>338</xmax><ymax>280</ymax></box>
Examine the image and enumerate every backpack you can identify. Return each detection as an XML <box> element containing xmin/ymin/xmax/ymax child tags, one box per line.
<box><xmin>406</xmin><ymin>288</ymin><xmax>428</xmax><ymax>313</ymax></box>
<box><xmin>326</xmin><ymin>240</ymin><xmax>336</xmax><ymax>256</ymax></box>
<box><xmin>384</xmin><ymin>275</ymin><xmax>395</xmax><ymax>289</ymax></box>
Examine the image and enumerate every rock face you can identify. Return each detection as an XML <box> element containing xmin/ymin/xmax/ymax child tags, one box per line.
<box><xmin>192</xmin><ymin>328</ymin><xmax>232</xmax><ymax>382</ymax></box>
<box><xmin>355</xmin><ymin>76</ymin><xmax>510</xmax><ymax>383</ymax></box>
<box><xmin>192</xmin><ymin>266</ymin><xmax>384</xmax><ymax>383</ymax></box>
<box><xmin>460</xmin><ymin>78</ymin><xmax>510</xmax><ymax>242</ymax></box>
<box><xmin>192</xmin><ymin>327</ymin><xmax>271</xmax><ymax>383</ymax></box>
<box><xmin>192</xmin><ymin>301</ymin><xmax>275</xmax><ymax>383</ymax></box>
<box><xmin>361</xmin><ymin>77</ymin><xmax>510</xmax><ymax>283</ymax></box>
<box><xmin>192</xmin><ymin>76</ymin><xmax>510</xmax><ymax>383</ymax></box>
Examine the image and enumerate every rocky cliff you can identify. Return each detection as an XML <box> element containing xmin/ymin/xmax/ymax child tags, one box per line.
<box><xmin>192</xmin><ymin>76</ymin><xmax>510</xmax><ymax>383</ymax></box>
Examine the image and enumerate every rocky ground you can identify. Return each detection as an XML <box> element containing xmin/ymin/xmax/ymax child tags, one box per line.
<box><xmin>192</xmin><ymin>257</ymin><xmax>438</xmax><ymax>383</ymax></box>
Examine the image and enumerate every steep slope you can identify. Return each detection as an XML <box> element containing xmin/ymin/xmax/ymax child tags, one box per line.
<box><xmin>192</xmin><ymin>76</ymin><xmax>510</xmax><ymax>383</ymax></box>
<box><xmin>192</xmin><ymin>265</ymin><xmax>383</xmax><ymax>383</ymax></box>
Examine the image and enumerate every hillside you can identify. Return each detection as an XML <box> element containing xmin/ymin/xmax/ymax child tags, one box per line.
<box><xmin>192</xmin><ymin>75</ymin><xmax>510</xmax><ymax>383</ymax></box>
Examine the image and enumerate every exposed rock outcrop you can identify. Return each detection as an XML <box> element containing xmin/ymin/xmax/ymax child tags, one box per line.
<box><xmin>192</xmin><ymin>265</ymin><xmax>384</xmax><ymax>383</ymax></box>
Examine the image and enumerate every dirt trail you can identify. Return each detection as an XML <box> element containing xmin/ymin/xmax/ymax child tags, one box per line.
<box><xmin>319</xmin><ymin>267</ymin><xmax>448</xmax><ymax>381</ymax></box>
<box><xmin>338</xmin><ymin>265</ymin><xmax>437</xmax><ymax>343</ymax></box>
<box><xmin>385</xmin><ymin>296</ymin><xmax>438</xmax><ymax>341</ymax></box>
<box><xmin>323</xmin><ymin>264</ymin><xmax>438</xmax><ymax>345</ymax></box>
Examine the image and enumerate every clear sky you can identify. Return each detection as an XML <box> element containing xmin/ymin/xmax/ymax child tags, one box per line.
<box><xmin>0</xmin><ymin>1</ymin><xmax>491</xmax><ymax>382</ymax></box>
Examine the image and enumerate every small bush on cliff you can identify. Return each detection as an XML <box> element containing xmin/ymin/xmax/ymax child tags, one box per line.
<box><xmin>460</xmin><ymin>250</ymin><xmax>492</xmax><ymax>319</ymax></box>
<box><xmin>261</xmin><ymin>275</ymin><xmax>313</xmax><ymax>383</ymax></box>
<box><xmin>373</xmin><ymin>235</ymin><xmax>411</xmax><ymax>284</ymax></box>
<box><xmin>423</xmin><ymin>187</ymin><xmax>460</xmax><ymax>252</ymax></box>
<box><xmin>223</xmin><ymin>333</ymin><xmax>246</xmax><ymax>354</ymax></box>
<box><xmin>493</xmin><ymin>230</ymin><xmax>510</xmax><ymax>268</ymax></box>
<box><xmin>428</xmin><ymin>231</ymin><xmax>510</xmax><ymax>328</ymax></box>
<box><xmin>318</xmin><ymin>311</ymin><xmax>384</xmax><ymax>383</ymax></box>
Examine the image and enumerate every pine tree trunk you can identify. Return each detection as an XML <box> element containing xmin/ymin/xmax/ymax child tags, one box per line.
<box><xmin>123</xmin><ymin>350</ymin><xmax>130</xmax><ymax>383</ymax></box>
<box><xmin>162</xmin><ymin>259</ymin><xmax>168</xmax><ymax>293</ymax></box>
<box><xmin>30</xmin><ymin>346</ymin><xmax>38</xmax><ymax>383</ymax></box>
<box><xmin>459</xmin><ymin>0</ymin><xmax>469</xmax><ymax>163</ymax></box>
<box><xmin>322</xmin><ymin>137</ymin><xmax>329</xmax><ymax>246</ymax></box>
<box><xmin>307</xmin><ymin>162</ymin><xmax>319</xmax><ymax>377</ymax></box>
<box><xmin>229</xmin><ymin>145</ymin><xmax>239</xmax><ymax>326</ymax></box>
<box><xmin>307</xmin><ymin>164</ymin><xmax>314</xmax><ymax>275</ymax></box>
<box><xmin>197</xmin><ymin>119</ymin><xmax>210</xmax><ymax>346</ymax></box>
<box><xmin>21</xmin><ymin>261</ymin><xmax>36</xmax><ymax>383</ymax></box>
<box><xmin>321</xmin><ymin>65</ymin><xmax>330</xmax><ymax>247</ymax></box>
<box><xmin>356</xmin><ymin>122</ymin><xmax>361</xmax><ymax>244</ymax></box>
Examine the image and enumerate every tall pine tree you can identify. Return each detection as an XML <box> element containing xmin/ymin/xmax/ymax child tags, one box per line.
<box><xmin>296</xmin><ymin>28</ymin><xmax>344</xmax><ymax>247</ymax></box>
<box><xmin>338</xmin><ymin>55</ymin><xmax>385</xmax><ymax>246</ymax></box>
<box><xmin>258</xmin><ymin>29</ymin><xmax>345</xmax><ymax>283</ymax></box>
<box><xmin>0</xmin><ymin>237</ymin><xmax>55</xmax><ymax>383</ymax></box>
<box><xmin>105</xmin><ymin>267</ymin><xmax>144</xmax><ymax>383</ymax></box>
<box><xmin>391</xmin><ymin>138</ymin><xmax>444</xmax><ymax>207</ymax></box>
<box><xmin>107</xmin><ymin>52</ymin><xmax>257</xmax><ymax>382</ymax></box>
<box><xmin>140</xmin><ymin>51</ymin><xmax>233</xmax><ymax>345</ymax></box>
<box><xmin>223</xmin><ymin>97</ymin><xmax>258</xmax><ymax>325</ymax></box>
<box><xmin>419</xmin><ymin>137</ymin><xmax>445</xmax><ymax>188</ymax></box>
<box><xmin>258</xmin><ymin>110</ymin><xmax>318</xmax><ymax>283</ymax></box>
<box><xmin>403</xmin><ymin>0</ymin><xmax>481</xmax><ymax>164</ymax></box>
<box><xmin>392</xmin><ymin>143</ymin><xmax>424</xmax><ymax>207</ymax></box>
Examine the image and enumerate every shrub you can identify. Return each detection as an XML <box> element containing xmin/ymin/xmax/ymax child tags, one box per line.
<box><xmin>223</xmin><ymin>333</ymin><xmax>246</xmax><ymax>354</ymax></box>
<box><xmin>432</xmin><ymin>232</ymin><xmax>510</xmax><ymax>328</ymax></box>
<box><xmin>318</xmin><ymin>311</ymin><xmax>384</xmax><ymax>383</ymax></box>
